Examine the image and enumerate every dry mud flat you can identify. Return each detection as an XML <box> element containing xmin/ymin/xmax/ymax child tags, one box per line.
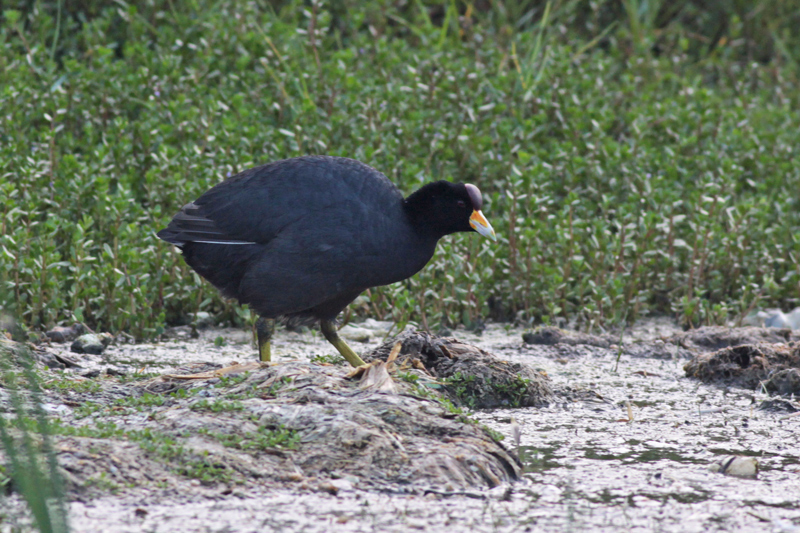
<box><xmin>2</xmin><ymin>320</ymin><xmax>800</xmax><ymax>532</ymax></box>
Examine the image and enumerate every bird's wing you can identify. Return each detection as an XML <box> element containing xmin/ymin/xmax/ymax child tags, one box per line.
<box><xmin>157</xmin><ymin>156</ymin><xmax>402</xmax><ymax>247</ymax></box>
<box><xmin>156</xmin><ymin>201</ymin><xmax>256</xmax><ymax>246</ymax></box>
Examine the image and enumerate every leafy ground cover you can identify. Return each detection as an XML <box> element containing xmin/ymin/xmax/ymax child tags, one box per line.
<box><xmin>1</xmin><ymin>0</ymin><xmax>799</xmax><ymax>339</ymax></box>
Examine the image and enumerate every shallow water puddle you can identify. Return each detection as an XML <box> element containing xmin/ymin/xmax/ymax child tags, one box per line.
<box><xmin>469</xmin><ymin>325</ymin><xmax>800</xmax><ymax>532</ymax></box>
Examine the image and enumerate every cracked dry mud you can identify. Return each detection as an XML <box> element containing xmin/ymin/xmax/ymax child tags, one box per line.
<box><xmin>2</xmin><ymin>319</ymin><xmax>800</xmax><ymax>533</ymax></box>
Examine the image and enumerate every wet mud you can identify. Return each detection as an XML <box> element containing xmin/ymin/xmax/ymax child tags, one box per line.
<box><xmin>2</xmin><ymin>320</ymin><xmax>800</xmax><ymax>532</ymax></box>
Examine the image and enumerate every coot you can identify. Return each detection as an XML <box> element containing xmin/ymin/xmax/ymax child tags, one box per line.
<box><xmin>157</xmin><ymin>156</ymin><xmax>495</xmax><ymax>366</ymax></box>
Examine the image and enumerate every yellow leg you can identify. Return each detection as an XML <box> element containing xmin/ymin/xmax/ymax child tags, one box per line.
<box><xmin>256</xmin><ymin>317</ymin><xmax>275</xmax><ymax>362</ymax></box>
<box><xmin>320</xmin><ymin>320</ymin><xmax>366</xmax><ymax>367</ymax></box>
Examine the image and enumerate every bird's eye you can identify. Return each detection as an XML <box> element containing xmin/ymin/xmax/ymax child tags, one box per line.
<box><xmin>457</xmin><ymin>200</ymin><xmax>466</xmax><ymax>208</ymax></box>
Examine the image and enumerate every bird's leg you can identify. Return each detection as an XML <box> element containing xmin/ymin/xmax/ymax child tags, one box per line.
<box><xmin>319</xmin><ymin>320</ymin><xmax>366</xmax><ymax>367</ymax></box>
<box><xmin>255</xmin><ymin>317</ymin><xmax>275</xmax><ymax>362</ymax></box>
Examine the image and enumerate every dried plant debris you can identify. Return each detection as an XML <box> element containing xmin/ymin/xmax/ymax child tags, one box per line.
<box><xmin>669</xmin><ymin>326</ymin><xmax>800</xmax><ymax>353</ymax></box>
<box><xmin>17</xmin><ymin>360</ymin><xmax>521</xmax><ymax>498</ymax></box>
<box><xmin>684</xmin><ymin>342</ymin><xmax>800</xmax><ymax>395</ymax></box>
<box><xmin>364</xmin><ymin>330</ymin><xmax>553</xmax><ymax>409</ymax></box>
<box><xmin>522</xmin><ymin>326</ymin><xmax>615</xmax><ymax>349</ymax></box>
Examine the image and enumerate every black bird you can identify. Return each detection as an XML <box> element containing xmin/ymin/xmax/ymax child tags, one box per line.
<box><xmin>157</xmin><ymin>156</ymin><xmax>496</xmax><ymax>367</ymax></box>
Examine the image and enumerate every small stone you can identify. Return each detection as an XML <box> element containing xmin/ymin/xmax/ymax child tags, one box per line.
<box><xmin>709</xmin><ymin>456</ymin><xmax>758</xmax><ymax>478</ymax></box>
<box><xmin>71</xmin><ymin>333</ymin><xmax>107</xmax><ymax>355</ymax></box>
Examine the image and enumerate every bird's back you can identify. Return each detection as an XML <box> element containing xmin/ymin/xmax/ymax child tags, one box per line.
<box><xmin>158</xmin><ymin>156</ymin><xmax>403</xmax><ymax>247</ymax></box>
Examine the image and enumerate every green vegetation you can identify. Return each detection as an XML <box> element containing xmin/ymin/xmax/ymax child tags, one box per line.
<box><xmin>189</xmin><ymin>398</ymin><xmax>245</xmax><ymax>412</ymax></box>
<box><xmin>83</xmin><ymin>472</ymin><xmax>120</xmax><ymax>494</ymax></box>
<box><xmin>397</xmin><ymin>371</ymin><xmax>421</xmax><ymax>384</ymax></box>
<box><xmin>135</xmin><ymin>429</ymin><xmax>232</xmax><ymax>484</ymax></box>
<box><xmin>116</xmin><ymin>371</ymin><xmax>162</xmax><ymax>383</ymax></box>
<box><xmin>53</xmin><ymin>421</ymin><xmax>235</xmax><ymax>484</ymax></box>
<box><xmin>445</xmin><ymin>371</ymin><xmax>532</xmax><ymax>408</ymax></box>
<box><xmin>1</xmin><ymin>1</ymin><xmax>799</xmax><ymax>338</ymax></box>
<box><xmin>39</xmin><ymin>371</ymin><xmax>103</xmax><ymax>394</ymax></box>
<box><xmin>310</xmin><ymin>352</ymin><xmax>347</xmax><ymax>366</ymax></box>
<box><xmin>0</xmin><ymin>346</ymin><xmax>70</xmax><ymax>533</ymax></box>
<box><xmin>436</xmin><ymin>393</ymin><xmax>506</xmax><ymax>443</ymax></box>
<box><xmin>199</xmin><ymin>424</ymin><xmax>300</xmax><ymax>451</ymax></box>
<box><xmin>71</xmin><ymin>376</ymin><xmax>267</xmax><ymax>419</ymax></box>
<box><xmin>215</xmin><ymin>373</ymin><xmax>250</xmax><ymax>387</ymax></box>
<box><xmin>115</xmin><ymin>391</ymin><xmax>167</xmax><ymax>408</ymax></box>
<box><xmin>55</xmin><ymin>419</ymin><xmax>298</xmax><ymax>485</ymax></box>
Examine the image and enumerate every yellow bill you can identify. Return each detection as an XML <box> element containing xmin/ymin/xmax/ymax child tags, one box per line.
<box><xmin>469</xmin><ymin>210</ymin><xmax>496</xmax><ymax>242</ymax></box>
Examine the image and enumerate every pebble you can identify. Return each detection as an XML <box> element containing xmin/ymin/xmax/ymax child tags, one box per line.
<box><xmin>709</xmin><ymin>456</ymin><xmax>759</xmax><ymax>478</ymax></box>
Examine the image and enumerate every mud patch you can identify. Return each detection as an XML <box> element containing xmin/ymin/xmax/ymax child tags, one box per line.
<box><xmin>6</xmin><ymin>320</ymin><xmax>800</xmax><ymax>533</ymax></box>
<box><xmin>684</xmin><ymin>341</ymin><xmax>800</xmax><ymax>394</ymax></box>
<box><xmin>522</xmin><ymin>326</ymin><xmax>614</xmax><ymax>348</ymax></box>
<box><xmin>4</xmin><ymin>351</ymin><xmax>524</xmax><ymax>500</ymax></box>
<box><xmin>669</xmin><ymin>326</ymin><xmax>800</xmax><ymax>352</ymax></box>
<box><xmin>364</xmin><ymin>330</ymin><xmax>553</xmax><ymax>409</ymax></box>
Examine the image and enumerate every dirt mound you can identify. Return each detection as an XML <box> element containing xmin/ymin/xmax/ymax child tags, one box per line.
<box><xmin>669</xmin><ymin>326</ymin><xmax>799</xmax><ymax>352</ymax></box>
<box><xmin>364</xmin><ymin>330</ymin><xmax>553</xmax><ymax>409</ymax></box>
<box><xmin>522</xmin><ymin>326</ymin><xmax>614</xmax><ymax>348</ymax></box>
<box><xmin>684</xmin><ymin>341</ymin><xmax>800</xmax><ymax>395</ymax></box>
<box><xmin>46</xmin><ymin>361</ymin><xmax>523</xmax><ymax>497</ymax></box>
